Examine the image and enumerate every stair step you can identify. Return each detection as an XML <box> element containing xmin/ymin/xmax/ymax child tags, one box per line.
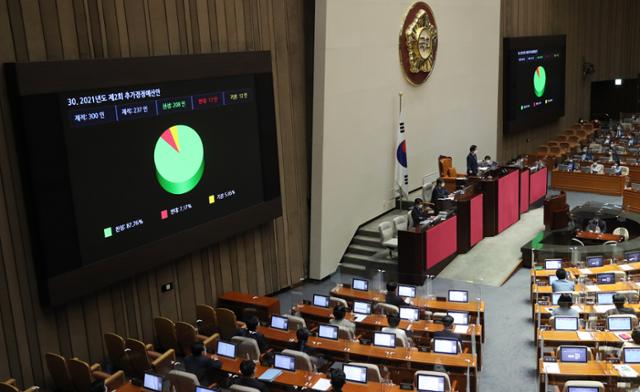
<box><xmin>347</xmin><ymin>244</ymin><xmax>382</xmax><ymax>255</ymax></box>
<box><xmin>338</xmin><ymin>262</ymin><xmax>367</xmax><ymax>271</ymax></box>
<box><xmin>341</xmin><ymin>252</ymin><xmax>398</xmax><ymax>266</ymax></box>
<box><xmin>357</xmin><ymin>228</ymin><xmax>380</xmax><ymax>238</ymax></box>
<box><xmin>352</xmin><ymin>235</ymin><xmax>381</xmax><ymax>247</ymax></box>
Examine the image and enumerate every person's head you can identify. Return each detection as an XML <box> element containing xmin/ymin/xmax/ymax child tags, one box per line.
<box><xmin>470</xmin><ymin>145</ymin><xmax>477</xmax><ymax>153</ymax></box>
<box><xmin>484</xmin><ymin>155</ymin><xmax>491</xmax><ymax>162</ymax></box>
<box><xmin>615</xmin><ymin>160</ymin><xmax>621</xmax><ymax>166</ymax></box>
<box><xmin>414</xmin><ymin>198</ymin><xmax>423</xmax><ymax>207</ymax></box>
<box><xmin>441</xmin><ymin>315</ymin><xmax>455</xmax><ymax>330</ymax></box>
<box><xmin>557</xmin><ymin>293</ymin><xmax>573</xmax><ymax>308</ymax></box>
<box><xmin>555</xmin><ymin>268</ymin><xmax>567</xmax><ymax>280</ymax></box>
<box><xmin>632</xmin><ymin>328</ymin><xmax>640</xmax><ymax>344</ymax></box>
<box><xmin>333</xmin><ymin>304</ymin><xmax>347</xmax><ymax>321</ymax></box>
<box><xmin>246</xmin><ymin>315</ymin><xmax>259</xmax><ymax>332</ymax></box>
<box><xmin>296</xmin><ymin>327</ymin><xmax>311</xmax><ymax>344</ymax></box>
<box><xmin>583</xmin><ymin>146</ymin><xmax>588</xmax><ymax>153</ymax></box>
<box><xmin>90</xmin><ymin>380</ymin><xmax>106</xmax><ymax>392</ymax></box>
<box><xmin>436</xmin><ymin>178</ymin><xmax>444</xmax><ymax>187</ymax></box>
<box><xmin>613</xmin><ymin>293</ymin><xmax>627</xmax><ymax>309</ymax></box>
<box><xmin>387</xmin><ymin>312</ymin><xmax>400</xmax><ymax>328</ymax></box>
<box><xmin>240</xmin><ymin>359</ymin><xmax>256</xmax><ymax>377</ymax></box>
<box><xmin>191</xmin><ymin>342</ymin><xmax>205</xmax><ymax>357</ymax></box>
<box><xmin>330</xmin><ymin>369</ymin><xmax>346</xmax><ymax>392</ymax></box>
<box><xmin>386</xmin><ymin>281</ymin><xmax>398</xmax><ymax>293</ymax></box>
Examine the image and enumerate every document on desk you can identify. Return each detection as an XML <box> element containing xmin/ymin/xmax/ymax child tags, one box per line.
<box><xmin>571</xmin><ymin>305</ymin><xmax>583</xmax><ymax>312</ymax></box>
<box><xmin>311</xmin><ymin>379</ymin><xmax>332</xmax><ymax>391</ymax></box>
<box><xmin>585</xmin><ymin>285</ymin><xmax>600</xmax><ymax>292</ymax></box>
<box><xmin>593</xmin><ymin>304</ymin><xmax>616</xmax><ymax>313</ymax></box>
<box><xmin>542</xmin><ymin>362</ymin><xmax>560</xmax><ymax>374</ymax></box>
<box><xmin>620</xmin><ymin>264</ymin><xmax>633</xmax><ymax>271</ymax></box>
<box><xmin>577</xmin><ymin>331</ymin><xmax>593</xmax><ymax>341</ymax></box>
<box><xmin>258</xmin><ymin>369</ymin><xmax>282</xmax><ymax>382</ymax></box>
<box><xmin>579</xmin><ymin>268</ymin><xmax>592</xmax><ymax>275</ymax></box>
<box><xmin>353</xmin><ymin>314</ymin><xmax>367</xmax><ymax>323</ymax></box>
<box><xmin>614</xmin><ymin>364</ymin><xmax>639</xmax><ymax>378</ymax></box>
<box><xmin>454</xmin><ymin>325</ymin><xmax>469</xmax><ymax>334</ymax></box>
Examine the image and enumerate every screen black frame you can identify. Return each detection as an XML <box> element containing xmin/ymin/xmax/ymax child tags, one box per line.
<box><xmin>6</xmin><ymin>52</ymin><xmax>282</xmax><ymax>306</ymax></box>
<box><xmin>503</xmin><ymin>34</ymin><xmax>566</xmax><ymax>133</ymax></box>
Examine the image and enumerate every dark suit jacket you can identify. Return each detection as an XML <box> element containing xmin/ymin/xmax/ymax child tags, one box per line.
<box><xmin>183</xmin><ymin>355</ymin><xmax>221</xmax><ymax>385</ymax></box>
<box><xmin>235</xmin><ymin>376</ymin><xmax>269</xmax><ymax>392</ymax></box>
<box><xmin>385</xmin><ymin>292</ymin><xmax>407</xmax><ymax>307</ymax></box>
<box><xmin>466</xmin><ymin>153</ymin><xmax>478</xmax><ymax>176</ymax></box>
<box><xmin>239</xmin><ymin>329</ymin><xmax>269</xmax><ymax>353</ymax></box>
<box><xmin>431</xmin><ymin>186</ymin><xmax>449</xmax><ymax>204</ymax></box>
<box><xmin>411</xmin><ymin>205</ymin><xmax>426</xmax><ymax>226</ymax></box>
<box><xmin>433</xmin><ymin>329</ymin><xmax>461</xmax><ymax>343</ymax></box>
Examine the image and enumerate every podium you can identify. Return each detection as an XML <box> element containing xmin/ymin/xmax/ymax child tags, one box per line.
<box><xmin>544</xmin><ymin>191</ymin><xmax>569</xmax><ymax>230</ymax></box>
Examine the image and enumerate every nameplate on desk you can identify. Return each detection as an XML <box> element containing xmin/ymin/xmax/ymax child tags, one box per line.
<box><xmin>577</xmin><ymin>331</ymin><xmax>593</xmax><ymax>341</ymax></box>
<box><xmin>620</xmin><ymin>264</ymin><xmax>634</xmax><ymax>271</ymax></box>
<box><xmin>542</xmin><ymin>362</ymin><xmax>560</xmax><ymax>374</ymax></box>
<box><xmin>614</xmin><ymin>364</ymin><xmax>639</xmax><ymax>378</ymax></box>
<box><xmin>453</xmin><ymin>325</ymin><xmax>469</xmax><ymax>334</ymax></box>
<box><xmin>579</xmin><ymin>268</ymin><xmax>593</xmax><ymax>275</ymax></box>
<box><xmin>353</xmin><ymin>314</ymin><xmax>367</xmax><ymax>323</ymax></box>
<box><xmin>585</xmin><ymin>285</ymin><xmax>600</xmax><ymax>292</ymax></box>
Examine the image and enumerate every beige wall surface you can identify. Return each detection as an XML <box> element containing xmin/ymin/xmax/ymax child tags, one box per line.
<box><xmin>311</xmin><ymin>0</ymin><xmax>501</xmax><ymax>279</ymax></box>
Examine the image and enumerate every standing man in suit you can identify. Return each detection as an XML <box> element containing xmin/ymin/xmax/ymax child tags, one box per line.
<box><xmin>467</xmin><ymin>145</ymin><xmax>478</xmax><ymax>176</ymax></box>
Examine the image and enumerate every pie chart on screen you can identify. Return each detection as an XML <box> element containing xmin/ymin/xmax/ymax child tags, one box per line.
<box><xmin>154</xmin><ymin>125</ymin><xmax>205</xmax><ymax>195</ymax></box>
<box><xmin>533</xmin><ymin>65</ymin><xmax>546</xmax><ymax>97</ymax></box>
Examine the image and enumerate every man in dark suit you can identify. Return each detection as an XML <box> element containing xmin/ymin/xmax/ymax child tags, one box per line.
<box><xmin>184</xmin><ymin>342</ymin><xmax>222</xmax><ymax>385</ymax></box>
<box><xmin>237</xmin><ymin>315</ymin><xmax>268</xmax><ymax>353</ymax></box>
<box><xmin>433</xmin><ymin>315</ymin><xmax>461</xmax><ymax>343</ymax></box>
<box><xmin>385</xmin><ymin>282</ymin><xmax>407</xmax><ymax>307</ymax></box>
<box><xmin>411</xmin><ymin>198</ymin><xmax>428</xmax><ymax>226</ymax></box>
<box><xmin>234</xmin><ymin>360</ymin><xmax>269</xmax><ymax>392</ymax></box>
<box><xmin>430</xmin><ymin>178</ymin><xmax>450</xmax><ymax>205</ymax></box>
<box><xmin>466</xmin><ymin>145</ymin><xmax>478</xmax><ymax>176</ymax></box>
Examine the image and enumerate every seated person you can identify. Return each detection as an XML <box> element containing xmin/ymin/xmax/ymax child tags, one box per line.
<box><xmin>330</xmin><ymin>369</ymin><xmax>346</xmax><ymax>392</ymax></box>
<box><xmin>233</xmin><ymin>360</ymin><xmax>269</xmax><ymax>392</ymax></box>
<box><xmin>552</xmin><ymin>293</ymin><xmax>579</xmax><ymax>317</ymax></box>
<box><xmin>605</xmin><ymin>293</ymin><xmax>636</xmax><ymax>316</ymax></box>
<box><xmin>433</xmin><ymin>315</ymin><xmax>461</xmax><ymax>343</ymax></box>
<box><xmin>236</xmin><ymin>315</ymin><xmax>268</xmax><ymax>353</ymax></box>
<box><xmin>411</xmin><ymin>198</ymin><xmax>430</xmax><ymax>226</ymax></box>
<box><xmin>385</xmin><ymin>282</ymin><xmax>408</xmax><ymax>307</ymax></box>
<box><xmin>479</xmin><ymin>155</ymin><xmax>496</xmax><ymax>169</ymax></box>
<box><xmin>590</xmin><ymin>161</ymin><xmax>600</xmax><ymax>174</ymax></box>
<box><xmin>623</xmin><ymin>328</ymin><xmax>640</xmax><ymax>348</ymax></box>
<box><xmin>581</xmin><ymin>147</ymin><xmax>593</xmax><ymax>161</ymax></box>
<box><xmin>381</xmin><ymin>313</ymin><xmax>410</xmax><ymax>347</ymax></box>
<box><xmin>612</xmin><ymin>160</ymin><xmax>623</xmax><ymax>176</ymax></box>
<box><xmin>552</xmin><ymin>268</ymin><xmax>575</xmax><ymax>292</ymax></box>
<box><xmin>296</xmin><ymin>327</ymin><xmax>326</xmax><ymax>368</ymax></box>
<box><xmin>566</xmin><ymin>159</ymin><xmax>577</xmax><ymax>172</ymax></box>
<box><xmin>184</xmin><ymin>342</ymin><xmax>222</xmax><ymax>385</ymax></box>
<box><xmin>430</xmin><ymin>178</ymin><xmax>451</xmax><ymax>205</ymax></box>
<box><xmin>586</xmin><ymin>217</ymin><xmax>607</xmax><ymax>234</ymax></box>
<box><xmin>329</xmin><ymin>304</ymin><xmax>355</xmax><ymax>335</ymax></box>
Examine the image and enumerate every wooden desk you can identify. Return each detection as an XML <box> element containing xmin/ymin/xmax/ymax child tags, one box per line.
<box><xmin>538</xmin><ymin>329</ymin><xmax>626</xmax><ymax>346</ymax></box>
<box><xmin>532</xmin><ymin>263</ymin><xmax>640</xmax><ymax>279</ymax></box>
<box><xmin>538</xmin><ymin>359</ymin><xmax>640</xmax><ymax>392</ymax></box>
<box><xmin>257</xmin><ymin>327</ymin><xmax>477</xmax><ymax>391</ymax></box>
<box><xmin>550</xmin><ymin>170</ymin><xmax>626</xmax><ymax>196</ymax></box>
<box><xmin>623</xmin><ymin>187</ymin><xmax>640</xmax><ymax>213</ymax></box>
<box><xmin>576</xmin><ymin>231</ymin><xmax>624</xmax><ymax>242</ymax></box>
<box><xmin>295</xmin><ymin>304</ymin><xmax>483</xmax><ymax>369</ymax></box>
<box><xmin>532</xmin><ymin>281</ymin><xmax>639</xmax><ymax>295</ymax></box>
<box><xmin>218</xmin><ymin>292</ymin><xmax>280</xmax><ymax>322</ymax></box>
<box><xmin>533</xmin><ymin>303</ymin><xmax>640</xmax><ymax>317</ymax></box>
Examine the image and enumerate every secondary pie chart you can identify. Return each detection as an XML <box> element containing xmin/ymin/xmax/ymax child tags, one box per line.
<box><xmin>533</xmin><ymin>65</ymin><xmax>546</xmax><ymax>98</ymax></box>
<box><xmin>154</xmin><ymin>125</ymin><xmax>204</xmax><ymax>195</ymax></box>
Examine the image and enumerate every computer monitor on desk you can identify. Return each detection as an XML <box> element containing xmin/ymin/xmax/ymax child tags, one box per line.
<box><xmin>623</xmin><ymin>347</ymin><xmax>640</xmax><ymax>363</ymax></box>
<box><xmin>597</xmin><ymin>292</ymin><xmax>614</xmax><ymax>305</ymax></box>
<box><xmin>608</xmin><ymin>316</ymin><xmax>633</xmax><ymax>331</ymax></box>
<box><xmin>352</xmin><ymin>278</ymin><xmax>369</xmax><ymax>291</ymax></box>
<box><xmin>270</xmin><ymin>315</ymin><xmax>288</xmax><ymax>331</ymax></box>
<box><xmin>596</xmin><ymin>273</ymin><xmax>615</xmax><ymax>284</ymax></box>
<box><xmin>399</xmin><ymin>307</ymin><xmax>420</xmax><ymax>321</ymax></box>
<box><xmin>554</xmin><ymin>317</ymin><xmax>579</xmax><ymax>331</ymax></box>
<box><xmin>318</xmin><ymin>324</ymin><xmax>339</xmax><ymax>340</ymax></box>
<box><xmin>558</xmin><ymin>346</ymin><xmax>588</xmax><ymax>363</ymax></box>
<box><xmin>625</xmin><ymin>250</ymin><xmax>640</xmax><ymax>261</ymax></box>
<box><xmin>343</xmin><ymin>364</ymin><xmax>368</xmax><ymax>384</ymax></box>
<box><xmin>417</xmin><ymin>374</ymin><xmax>446</xmax><ymax>392</ymax></box>
<box><xmin>143</xmin><ymin>373</ymin><xmax>163</xmax><ymax>392</ymax></box>
<box><xmin>353</xmin><ymin>301</ymin><xmax>372</xmax><ymax>315</ymax></box>
<box><xmin>398</xmin><ymin>284</ymin><xmax>416</xmax><ymax>298</ymax></box>
<box><xmin>432</xmin><ymin>338</ymin><xmax>458</xmax><ymax>354</ymax></box>
<box><xmin>274</xmin><ymin>353</ymin><xmax>296</xmax><ymax>371</ymax></box>
<box><xmin>313</xmin><ymin>294</ymin><xmax>330</xmax><ymax>308</ymax></box>
<box><xmin>545</xmin><ymin>259</ymin><xmax>563</xmax><ymax>270</ymax></box>
<box><xmin>373</xmin><ymin>332</ymin><xmax>396</xmax><ymax>348</ymax></box>
<box><xmin>586</xmin><ymin>255</ymin><xmax>604</xmax><ymax>267</ymax></box>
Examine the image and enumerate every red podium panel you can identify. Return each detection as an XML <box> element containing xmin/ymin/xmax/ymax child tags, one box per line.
<box><xmin>520</xmin><ymin>169</ymin><xmax>530</xmax><ymax>213</ymax></box>
<box><xmin>426</xmin><ymin>216</ymin><xmax>457</xmax><ymax>270</ymax></box>
<box><xmin>470</xmin><ymin>194</ymin><xmax>483</xmax><ymax>246</ymax></box>
<box><xmin>498</xmin><ymin>170</ymin><xmax>520</xmax><ymax>233</ymax></box>
<box><xmin>530</xmin><ymin>167</ymin><xmax>548</xmax><ymax>206</ymax></box>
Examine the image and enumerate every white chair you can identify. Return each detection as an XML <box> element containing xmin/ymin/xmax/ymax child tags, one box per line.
<box><xmin>373</xmin><ymin>303</ymin><xmax>399</xmax><ymax>316</ymax></box>
<box><xmin>393</xmin><ymin>215</ymin><xmax>408</xmax><ymax>233</ymax></box>
<box><xmin>381</xmin><ymin>327</ymin><xmax>409</xmax><ymax>347</ymax></box>
<box><xmin>281</xmin><ymin>349</ymin><xmax>315</xmax><ymax>372</ymax></box>
<box><xmin>589</xmin><ymin>143</ymin><xmax>602</xmax><ymax>153</ymax></box>
<box><xmin>594</xmin><ymin>163</ymin><xmax>604</xmax><ymax>174</ymax></box>
<box><xmin>337</xmin><ymin>325</ymin><xmax>355</xmax><ymax>340</ymax></box>
<box><xmin>284</xmin><ymin>314</ymin><xmax>306</xmax><ymax>330</ymax></box>
<box><xmin>620</xmin><ymin>166</ymin><xmax>630</xmax><ymax>176</ymax></box>
<box><xmin>607</xmin><ymin>314</ymin><xmax>638</xmax><ymax>329</ymax></box>
<box><xmin>414</xmin><ymin>371</ymin><xmax>452</xmax><ymax>392</ymax></box>
<box><xmin>406</xmin><ymin>211</ymin><xmax>414</xmax><ymax>228</ymax></box>
<box><xmin>613</xmin><ymin>227</ymin><xmax>630</xmax><ymax>241</ymax></box>
<box><xmin>329</xmin><ymin>297</ymin><xmax>348</xmax><ymax>308</ymax></box>
<box><xmin>562</xmin><ymin>381</ymin><xmax>604</xmax><ymax>392</ymax></box>
<box><xmin>231</xmin><ymin>336</ymin><xmax>260</xmax><ymax>361</ymax></box>
<box><xmin>166</xmin><ymin>370</ymin><xmax>199</xmax><ymax>392</ymax></box>
<box><xmin>347</xmin><ymin>362</ymin><xmax>382</xmax><ymax>382</ymax></box>
<box><xmin>422</xmin><ymin>183</ymin><xmax>434</xmax><ymax>203</ymax></box>
<box><xmin>378</xmin><ymin>222</ymin><xmax>397</xmax><ymax>258</ymax></box>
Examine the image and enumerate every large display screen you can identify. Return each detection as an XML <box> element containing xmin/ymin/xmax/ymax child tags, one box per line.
<box><xmin>503</xmin><ymin>35</ymin><xmax>566</xmax><ymax>133</ymax></box>
<box><xmin>7</xmin><ymin>52</ymin><xmax>281</xmax><ymax>305</ymax></box>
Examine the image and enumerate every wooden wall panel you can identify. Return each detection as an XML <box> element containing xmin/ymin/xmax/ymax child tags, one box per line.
<box><xmin>0</xmin><ymin>0</ymin><xmax>309</xmax><ymax>387</ymax></box>
<box><xmin>498</xmin><ymin>0</ymin><xmax>640</xmax><ymax>160</ymax></box>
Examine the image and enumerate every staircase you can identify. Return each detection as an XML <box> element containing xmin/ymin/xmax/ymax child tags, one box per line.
<box><xmin>338</xmin><ymin>225</ymin><xmax>399</xmax><ymax>279</ymax></box>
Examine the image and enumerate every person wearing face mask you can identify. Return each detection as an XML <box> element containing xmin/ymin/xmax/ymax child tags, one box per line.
<box><xmin>612</xmin><ymin>160</ymin><xmax>622</xmax><ymax>176</ymax></box>
<box><xmin>581</xmin><ymin>147</ymin><xmax>593</xmax><ymax>161</ymax></box>
<box><xmin>479</xmin><ymin>155</ymin><xmax>496</xmax><ymax>170</ymax></box>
